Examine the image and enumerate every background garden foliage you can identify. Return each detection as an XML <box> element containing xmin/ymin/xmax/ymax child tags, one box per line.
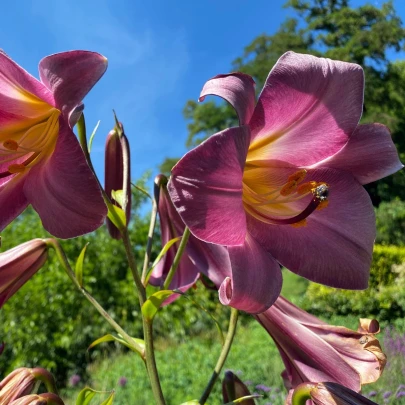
<box><xmin>2</xmin><ymin>0</ymin><xmax>405</xmax><ymax>403</ymax></box>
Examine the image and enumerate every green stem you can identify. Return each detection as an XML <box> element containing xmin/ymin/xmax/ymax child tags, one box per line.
<box><xmin>141</xmin><ymin>197</ymin><xmax>158</xmax><ymax>284</ymax></box>
<box><xmin>163</xmin><ymin>227</ymin><xmax>191</xmax><ymax>290</ymax></box>
<box><xmin>45</xmin><ymin>239</ymin><xmax>142</xmax><ymax>355</ymax></box>
<box><xmin>120</xmin><ymin>229</ymin><xmax>166</xmax><ymax>405</ymax></box>
<box><xmin>199</xmin><ymin>308</ymin><xmax>239</xmax><ymax>405</ymax></box>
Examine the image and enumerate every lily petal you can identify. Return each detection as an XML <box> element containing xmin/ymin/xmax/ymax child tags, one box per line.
<box><xmin>199</xmin><ymin>73</ymin><xmax>256</xmax><ymax>125</ymax></box>
<box><xmin>39</xmin><ymin>51</ymin><xmax>107</xmax><ymax>123</ymax></box>
<box><xmin>248</xmin><ymin>51</ymin><xmax>364</xmax><ymax>166</ymax></box>
<box><xmin>219</xmin><ymin>234</ymin><xmax>282</xmax><ymax>314</ymax></box>
<box><xmin>248</xmin><ymin>168</ymin><xmax>375</xmax><ymax>289</ymax></box>
<box><xmin>168</xmin><ymin>126</ymin><xmax>250</xmax><ymax>246</ymax></box>
<box><xmin>0</xmin><ymin>175</ymin><xmax>28</xmax><ymax>232</ymax></box>
<box><xmin>23</xmin><ymin>122</ymin><xmax>107</xmax><ymax>238</ymax></box>
<box><xmin>311</xmin><ymin>123</ymin><xmax>403</xmax><ymax>185</ymax></box>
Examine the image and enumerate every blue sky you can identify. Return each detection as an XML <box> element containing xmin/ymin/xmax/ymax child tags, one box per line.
<box><xmin>1</xmin><ymin>0</ymin><xmax>404</xmax><ymax>193</ymax></box>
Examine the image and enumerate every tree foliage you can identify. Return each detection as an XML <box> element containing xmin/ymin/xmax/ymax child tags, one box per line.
<box><xmin>161</xmin><ymin>0</ymin><xmax>405</xmax><ymax>202</ymax></box>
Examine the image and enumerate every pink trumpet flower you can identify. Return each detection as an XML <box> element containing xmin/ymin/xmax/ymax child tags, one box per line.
<box><xmin>293</xmin><ymin>382</ymin><xmax>378</xmax><ymax>405</ymax></box>
<box><xmin>104</xmin><ymin>123</ymin><xmax>131</xmax><ymax>239</ymax></box>
<box><xmin>0</xmin><ymin>50</ymin><xmax>107</xmax><ymax>238</ymax></box>
<box><xmin>149</xmin><ymin>174</ymin><xmax>231</xmax><ymax>303</ymax></box>
<box><xmin>0</xmin><ymin>239</ymin><xmax>48</xmax><ymax>308</ymax></box>
<box><xmin>168</xmin><ymin>51</ymin><xmax>403</xmax><ymax>313</ymax></box>
<box><xmin>255</xmin><ymin>297</ymin><xmax>386</xmax><ymax>405</ymax></box>
<box><xmin>0</xmin><ymin>368</ymin><xmax>36</xmax><ymax>405</ymax></box>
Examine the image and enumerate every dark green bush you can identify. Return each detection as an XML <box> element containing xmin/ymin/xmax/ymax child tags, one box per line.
<box><xmin>302</xmin><ymin>245</ymin><xmax>405</xmax><ymax>321</ymax></box>
<box><xmin>376</xmin><ymin>199</ymin><xmax>405</xmax><ymax>246</ymax></box>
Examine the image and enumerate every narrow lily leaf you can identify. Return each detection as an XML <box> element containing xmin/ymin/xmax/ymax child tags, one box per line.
<box><xmin>174</xmin><ymin>290</ymin><xmax>225</xmax><ymax>345</ymax></box>
<box><xmin>141</xmin><ymin>290</ymin><xmax>175</xmax><ymax>322</ymax></box>
<box><xmin>76</xmin><ymin>387</ymin><xmax>96</xmax><ymax>405</ymax></box>
<box><xmin>106</xmin><ymin>201</ymin><xmax>126</xmax><ymax>229</ymax></box>
<box><xmin>111</xmin><ymin>189</ymin><xmax>124</xmax><ymax>208</ymax></box>
<box><xmin>99</xmin><ymin>391</ymin><xmax>115</xmax><ymax>405</ymax></box>
<box><xmin>144</xmin><ymin>236</ymin><xmax>182</xmax><ymax>285</ymax></box>
<box><xmin>223</xmin><ymin>394</ymin><xmax>261</xmax><ymax>404</ymax></box>
<box><xmin>131</xmin><ymin>182</ymin><xmax>152</xmax><ymax>200</ymax></box>
<box><xmin>75</xmin><ymin>243</ymin><xmax>89</xmax><ymax>288</ymax></box>
<box><xmin>179</xmin><ymin>401</ymin><xmax>200</xmax><ymax>405</ymax></box>
<box><xmin>88</xmin><ymin>120</ymin><xmax>100</xmax><ymax>153</ymax></box>
<box><xmin>88</xmin><ymin>334</ymin><xmax>145</xmax><ymax>358</ymax></box>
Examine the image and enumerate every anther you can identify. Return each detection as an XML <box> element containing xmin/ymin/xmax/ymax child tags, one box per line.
<box><xmin>288</xmin><ymin>169</ymin><xmax>307</xmax><ymax>184</ymax></box>
<box><xmin>297</xmin><ymin>181</ymin><xmax>317</xmax><ymax>195</ymax></box>
<box><xmin>8</xmin><ymin>164</ymin><xmax>26</xmax><ymax>173</ymax></box>
<box><xmin>3</xmin><ymin>140</ymin><xmax>18</xmax><ymax>151</ymax></box>
<box><xmin>280</xmin><ymin>180</ymin><xmax>297</xmax><ymax>196</ymax></box>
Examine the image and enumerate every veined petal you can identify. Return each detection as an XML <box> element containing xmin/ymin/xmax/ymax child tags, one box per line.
<box><xmin>248</xmin><ymin>51</ymin><xmax>364</xmax><ymax>166</ymax></box>
<box><xmin>168</xmin><ymin>126</ymin><xmax>250</xmax><ymax>246</ymax></box>
<box><xmin>0</xmin><ymin>52</ymin><xmax>54</xmax><ymax>115</ymax></box>
<box><xmin>23</xmin><ymin>121</ymin><xmax>107</xmax><ymax>238</ymax></box>
<box><xmin>39</xmin><ymin>51</ymin><xmax>107</xmax><ymax>123</ymax></box>
<box><xmin>0</xmin><ymin>175</ymin><xmax>28</xmax><ymax>233</ymax></box>
<box><xmin>219</xmin><ymin>234</ymin><xmax>282</xmax><ymax>314</ymax></box>
<box><xmin>310</xmin><ymin>123</ymin><xmax>403</xmax><ymax>185</ymax></box>
<box><xmin>199</xmin><ymin>73</ymin><xmax>256</xmax><ymax>125</ymax></box>
<box><xmin>248</xmin><ymin>168</ymin><xmax>375</xmax><ymax>289</ymax></box>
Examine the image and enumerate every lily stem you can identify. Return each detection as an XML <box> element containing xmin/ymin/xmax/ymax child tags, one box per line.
<box><xmin>120</xmin><ymin>228</ymin><xmax>166</xmax><ymax>405</ymax></box>
<box><xmin>163</xmin><ymin>227</ymin><xmax>191</xmax><ymax>290</ymax></box>
<box><xmin>141</xmin><ymin>195</ymin><xmax>158</xmax><ymax>284</ymax></box>
<box><xmin>199</xmin><ymin>307</ymin><xmax>239</xmax><ymax>405</ymax></box>
<box><xmin>46</xmin><ymin>239</ymin><xmax>139</xmax><ymax>353</ymax></box>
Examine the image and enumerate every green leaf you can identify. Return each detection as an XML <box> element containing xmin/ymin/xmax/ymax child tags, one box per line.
<box><xmin>76</xmin><ymin>387</ymin><xmax>115</xmax><ymax>405</ymax></box>
<box><xmin>75</xmin><ymin>243</ymin><xmax>89</xmax><ymax>287</ymax></box>
<box><xmin>174</xmin><ymin>290</ymin><xmax>224</xmax><ymax>346</ymax></box>
<box><xmin>88</xmin><ymin>334</ymin><xmax>145</xmax><ymax>359</ymax></box>
<box><xmin>106</xmin><ymin>201</ymin><xmax>126</xmax><ymax>229</ymax></box>
<box><xmin>179</xmin><ymin>401</ymin><xmax>200</xmax><ymax>405</ymax></box>
<box><xmin>111</xmin><ymin>189</ymin><xmax>124</xmax><ymax>208</ymax></box>
<box><xmin>88</xmin><ymin>120</ymin><xmax>100</xmax><ymax>153</ymax></box>
<box><xmin>76</xmin><ymin>387</ymin><xmax>97</xmax><ymax>405</ymax></box>
<box><xmin>131</xmin><ymin>182</ymin><xmax>152</xmax><ymax>200</ymax></box>
<box><xmin>141</xmin><ymin>290</ymin><xmax>176</xmax><ymax>322</ymax></box>
<box><xmin>144</xmin><ymin>236</ymin><xmax>181</xmax><ymax>285</ymax></box>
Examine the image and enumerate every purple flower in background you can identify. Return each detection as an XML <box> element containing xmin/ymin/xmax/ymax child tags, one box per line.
<box><xmin>168</xmin><ymin>51</ymin><xmax>403</xmax><ymax>314</ymax></box>
<box><xmin>118</xmin><ymin>377</ymin><xmax>127</xmax><ymax>387</ymax></box>
<box><xmin>255</xmin><ymin>384</ymin><xmax>271</xmax><ymax>392</ymax></box>
<box><xmin>368</xmin><ymin>391</ymin><xmax>377</xmax><ymax>397</ymax></box>
<box><xmin>69</xmin><ymin>374</ymin><xmax>81</xmax><ymax>387</ymax></box>
<box><xmin>397</xmin><ymin>391</ymin><xmax>405</xmax><ymax>398</ymax></box>
<box><xmin>383</xmin><ymin>391</ymin><xmax>392</xmax><ymax>399</ymax></box>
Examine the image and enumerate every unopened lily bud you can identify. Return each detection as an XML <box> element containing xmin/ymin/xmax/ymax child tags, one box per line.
<box><xmin>0</xmin><ymin>367</ymin><xmax>58</xmax><ymax>405</ymax></box>
<box><xmin>104</xmin><ymin>122</ymin><xmax>131</xmax><ymax>239</ymax></box>
<box><xmin>0</xmin><ymin>368</ymin><xmax>36</xmax><ymax>404</ymax></box>
<box><xmin>0</xmin><ymin>343</ymin><xmax>4</xmax><ymax>355</ymax></box>
<box><xmin>9</xmin><ymin>393</ymin><xmax>65</xmax><ymax>405</ymax></box>
<box><xmin>0</xmin><ymin>239</ymin><xmax>48</xmax><ymax>308</ymax></box>
<box><xmin>222</xmin><ymin>371</ymin><xmax>254</xmax><ymax>404</ymax></box>
<box><xmin>292</xmin><ymin>382</ymin><xmax>378</xmax><ymax>405</ymax></box>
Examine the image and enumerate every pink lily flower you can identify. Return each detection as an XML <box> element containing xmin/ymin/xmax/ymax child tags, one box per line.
<box><xmin>293</xmin><ymin>382</ymin><xmax>378</xmax><ymax>405</ymax></box>
<box><xmin>255</xmin><ymin>296</ymin><xmax>386</xmax><ymax>404</ymax></box>
<box><xmin>150</xmin><ymin>174</ymin><xmax>231</xmax><ymax>303</ymax></box>
<box><xmin>0</xmin><ymin>50</ymin><xmax>107</xmax><ymax>238</ymax></box>
<box><xmin>8</xmin><ymin>393</ymin><xmax>64</xmax><ymax>405</ymax></box>
<box><xmin>0</xmin><ymin>239</ymin><xmax>48</xmax><ymax>308</ymax></box>
<box><xmin>222</xmin><ymin>371</ymin><xmax>255</xmax><ymax>405</ymax></box>
<box><xmin>168</xmin><ymin>51</ymin><xmax>403</xmax><ymax>313</ymax></box>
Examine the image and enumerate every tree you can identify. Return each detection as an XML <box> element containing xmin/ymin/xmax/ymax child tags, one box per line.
<box><xmin>161</xmin><ymin>0</ymin><xmax>405</xmax><ymax>203</ymax></box>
